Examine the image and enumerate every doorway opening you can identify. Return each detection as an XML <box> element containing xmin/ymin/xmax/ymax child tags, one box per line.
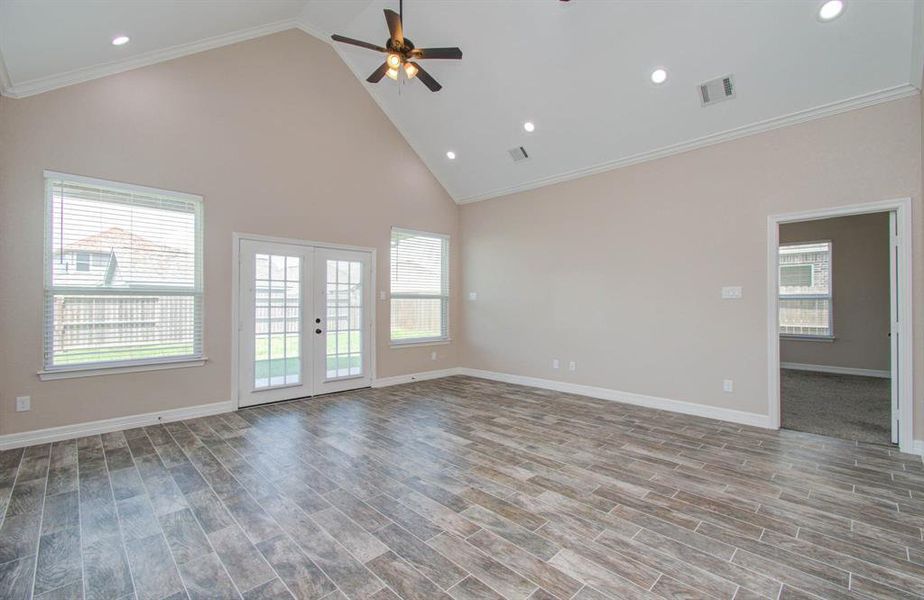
<box><xmin>768</xmin><ymin>198</ymin><xmax>913</xmax><ymax>452</ymax></box>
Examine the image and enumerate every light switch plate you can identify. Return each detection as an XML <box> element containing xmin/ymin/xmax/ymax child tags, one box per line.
<box><xmin>468</xmin><ymin>292</ymin><xmax>477</xmax><ymax>301</ymax></box>
<box><xmin>15</xmin><ymin>396</ymin><xmax>30</xmax><ymax>412</ymax></box>
<box><xmin>723</xmin><ymin>379</ymin><xmax>734</xmax><ymax>393</ymax></box>
<box><xmin>721</xmin><ymin>286</ymin><xmax>742</xmax><ymax>299</ymax></box>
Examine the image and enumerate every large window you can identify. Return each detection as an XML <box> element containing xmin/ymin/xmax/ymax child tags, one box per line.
<box><xmin>390</xmin><ymin>228</ymin><xmax>449</xmax><ymax>344</ymax></box>
<box><xmin>44</xmin><ymin>172</ymin><xmax>203</xmax><ymax>372</ymax></box>
<box><xmin>779</xmin><ymin>241</ymin><xmax>832</xmax><ymax>337</ymax></box>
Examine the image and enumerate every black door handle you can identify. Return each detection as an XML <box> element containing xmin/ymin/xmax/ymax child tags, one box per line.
<box><xmin>315</xmin><ymin>329</ymin><xmax>322</xmax><ymax>334</ymax></box>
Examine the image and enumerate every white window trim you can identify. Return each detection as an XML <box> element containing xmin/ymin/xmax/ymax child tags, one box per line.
<box><xmin>778</xmin><ymin>240</ymin><xmax>833</xmax><ymax>338</ymax></box>
<box><xmin>389</xmin><ymin>227</ymin><xmax>450</xmax><ymax>346</ymax></box>
<box><xmin>780</xmin><ymin>334</ymin><xmax>835</xmax><ymax>342</ymax></box>
<box><xmin>38</xmin><ymin>357</ymin><xmax>208</xmax><ymax>381</ymax></box>
<box><xmin>389</xmin><ymin>338</ymin><xmax>452</xmax><ymax>348</ymax></box>
<box><xmin>41</xmin><ymin>171</ymin><xmax>205</xmax><ymax>376</ymax></box>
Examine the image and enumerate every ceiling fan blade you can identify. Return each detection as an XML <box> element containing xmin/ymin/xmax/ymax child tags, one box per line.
<box><xmin>384</xmin><ymin>9</ymin><xmax>404</xmax><ymax>46</ymax></box>
<box><xmin>412</xmin><ymin>47</ymin><xmax>463</xmax><ymax>60</ymax></box>
<box><xmin>366</xmin><ymin>62</ymin><xmax>389</xmax><ymax>83</ymax></box>
<box><xmin>411</xmin><ymin>63</ymin><xmax>442</xmax><ymax>92</ymax></box>
<box><xmin>331</xmin><ymin>34</ymin><xmax>387</xmax><ymax>53</ymax></box>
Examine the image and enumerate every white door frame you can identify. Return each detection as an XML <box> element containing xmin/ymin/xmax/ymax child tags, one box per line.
<box><xmin>767</xmin><ymin>197</ymin><xmax>913</xmax><ymax>453</ymax></box>
<box><xmin>231</xmin><ymin>232</ymin><xmax>377</xmax><ymax>410</ymax></box>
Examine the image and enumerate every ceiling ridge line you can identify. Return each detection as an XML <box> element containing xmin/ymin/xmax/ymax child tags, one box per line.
<box><xmin>0</xmin><ymin>17</ymin><xmax>301</xmax><ymax>99</ymax></box>
<box><xmin>453</xmin><ymin>84</ymin><xmax>920</xmax><ymax>205</ymax></box>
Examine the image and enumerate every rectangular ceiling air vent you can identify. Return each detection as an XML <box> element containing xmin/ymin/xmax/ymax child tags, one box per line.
<box><xmin>508</xmin><ymin>146</ymin><xmax>529</xmax><ymax>162</ymax></box>
<box><xmin>699</xmin><ymin>75</ymin><xmax>735</xmax><ymax>106</ymax></box>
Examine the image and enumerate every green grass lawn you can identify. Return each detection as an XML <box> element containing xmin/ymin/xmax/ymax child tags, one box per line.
<box><xmin>254</xmin><ymin>333</ymin><xmax>361</xmax><ymax>382</ymax></box>
<box><xmin>54</xmin><ymin>344</ymin><xmax>194</xmax><ymax>365</ymax></box>
<box><xmin>55</xmin><ymin>333</ymin><xmax>361</xmax><ymax>379</ymax></box>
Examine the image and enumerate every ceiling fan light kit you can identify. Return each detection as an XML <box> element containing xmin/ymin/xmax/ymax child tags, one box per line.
<box><xmin>331</xmin><ymin>0</ymin><xmax>462</xmax><ymax>92</ymax></box>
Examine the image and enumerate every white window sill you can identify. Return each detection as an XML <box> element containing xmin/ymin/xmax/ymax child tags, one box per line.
<box><xmin>780</xmin><ymin>335</ymin><xmax>835</xmax><ymax>343</ymax></box>
<box><xmin>389</xmin><ymin>339</ymin><xmax>451</xmax><ymax>349</ymax></box>
<box><xmin>38</xmin><ymin>357</ymin><xmax>207</xmax><ymax>381</ymax></box>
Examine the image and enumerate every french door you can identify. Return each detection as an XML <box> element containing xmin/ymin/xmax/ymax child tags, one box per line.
<box><xmin>238</xmin><ymin>239</ymin><xmax>372</xmax><ymax>408</ymax></box>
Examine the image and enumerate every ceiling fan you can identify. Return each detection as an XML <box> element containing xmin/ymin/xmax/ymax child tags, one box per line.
<box><xmin>330</xmin><ymin>0</ymin><xmax>462</xmax><ymax>92</ymax></box>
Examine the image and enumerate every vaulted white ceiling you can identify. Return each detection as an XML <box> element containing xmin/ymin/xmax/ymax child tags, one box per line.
<box><xmin>2</xmin><ymin>1</ymin><xmax>922</xmax><ymax>204</ymax></box>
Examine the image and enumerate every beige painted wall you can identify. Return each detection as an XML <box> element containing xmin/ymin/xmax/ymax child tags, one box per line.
<box><xmin>1</xmin><ymin>28</ymin><xmax>922</xmax><ymax>443</ymax></box>
<box><xmin>0</xmin><ymin>30</ymin><xmax>461</xmax><ymax>436</ymax></box>
<box><xmin>779</xmin><ymin>213</ymin><xmax>890</xmax><ymax>372</ymax></box>
<box><xmin>460</xmin><ymin>95</ymin><xmax>923</xmax><ymax>437</ymax></box>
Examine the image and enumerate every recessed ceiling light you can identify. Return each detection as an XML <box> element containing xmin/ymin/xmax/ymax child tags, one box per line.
<box><xmin>523</xmin><ymin>122</ymin><xmax>535</xmax><ymax>133</ymax></box>
<box><xmin>818</xmin><ymin>0</ymin><xmax>844</xmax><ymax>21</ymax></box>
<box><xmin>650</xmin><ymin>68</ymin><xmax>668</xmax><ymax>84</ymax></box>
<box><xmin>111</xmin><ymin>35</ymin><xmax>130</xmax><ymax>46</ymax></box>
<box><xmin>446</xmin><ymin>151</ymin><xmax>456</xmax><ymax>160</ymax></box>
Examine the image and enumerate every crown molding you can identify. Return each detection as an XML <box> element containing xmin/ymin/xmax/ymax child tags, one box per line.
<box><xmin>293</xmin><ymin>18</ymin><xmax>331</xmax><ymax>43</ymax></box>
<box><xmin>454</xmin><ymin>84</ymin><xmax>920</xmax><ymax>205</ymax></box>
<box><xmin>0</xmin><ymin>18</ymin><xmax>301</xmax><ymax>99</ymax></box>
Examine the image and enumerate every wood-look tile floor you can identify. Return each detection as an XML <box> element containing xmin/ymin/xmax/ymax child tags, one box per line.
<box><xmin>2</xmin><ymin>376</ymin><xmax>924</xmax><ymax>600</ymax></box>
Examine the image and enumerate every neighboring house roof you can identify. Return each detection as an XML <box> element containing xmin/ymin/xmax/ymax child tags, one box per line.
<box><xmin>63</xmin><ymin>226</ymin><xmax>170</xmax><ymax>254</ymax></box>
<box><xmin>55</xmin><ymin>227</ymin><xmax>191</xmax><ymax>287</ymax></box>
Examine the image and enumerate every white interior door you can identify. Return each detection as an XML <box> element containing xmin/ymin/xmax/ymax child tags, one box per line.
<box><xmin>312</xmin><ymin>247</ymin><xmax>373</xmax><ymax>395</ymax></box>
<box><xmin>889</xmin><ymin>211</ymin><xmax>899</xmax><ymax>445</ymax></box>
<box><xmin>238</xmin><ymin>239</ymin><xmax>373</xmax><ymax>407</ymax></box>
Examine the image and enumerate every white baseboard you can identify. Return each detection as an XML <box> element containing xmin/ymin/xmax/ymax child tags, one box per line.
<box><xmin>0</xmin><ymin>400</ymin><xmax>234</xmax><ymax>451</ymax></box>
<box><xmin>781</xmin><ymin>362</ymin><xmax>891</xmax><ymax>378</ymax></box>
<box><xmin>912</xmin><ymin>440</ymin><xmax>924</xmax><ymax>457</ymax></box>
<box><xmin>372</xmin><ymin>368</ymin><xmax>463</xmax><ymax>388</ymax></box>
<box><xmin>457</xmin><ymin>368</ymin><xmax>773</xmax><ymax>429</ymax></box>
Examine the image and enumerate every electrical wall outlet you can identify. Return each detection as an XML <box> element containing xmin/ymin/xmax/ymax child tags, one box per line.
<box><xmin>721</xmin><ymin>286</ymin><xmax>742</xmax><ymax>299</ymax></box>
<box><xmin>552</xmin><ymin>359</ymin><xmax>560</xmax><ymax>369</ymax></box>
<box><xmin>430</xmin><ymin>351</ymin><xmax>437</xmax><ymax>361</ymax></box>
<box><xmin>569</xmin><ymin>361</ymin><xmax>576</xmax><ymax>372</ymax></box>
<box><xmin>723</xmin><ymin>379</ymin><xmax>734</xmax><ymax>393</ymax></box>
<box><xmin>468</xmin><ymin>292</ymin><xmax>478</xmax><ymax>301</ymax></box>
<box><xmin>15</xmin><ymin>396</ymin><xmax>30</xmax><ymax>412</ymax></box>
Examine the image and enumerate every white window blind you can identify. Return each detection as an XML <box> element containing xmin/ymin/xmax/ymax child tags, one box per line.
<box><xmin>390</xmin><ymin>228</ymin><xmax>449</xmax><ymax>344</ymax></box>
<box><xmin>779</xmin><ymin>241</ymin><xmax>832</xmax><ymax>337</ymax></box>
<box><xmin>44</xmin><ymin>173</ymin><xmax>204</xmax><ymax>370</ymax></box>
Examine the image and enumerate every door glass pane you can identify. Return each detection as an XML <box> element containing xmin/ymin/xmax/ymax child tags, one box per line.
<box><xmin>254</xmin><ymin>254</ymin><xmax>300</xmax><ymax>389</ymax></box>
<box><xmin>326</xmin><ymin>259</ymin><xmax>362</xmax><ymax>379</ymax></box>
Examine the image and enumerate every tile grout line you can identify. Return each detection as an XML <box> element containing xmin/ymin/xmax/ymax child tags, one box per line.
<box><xmin>27</xmin><ymin>445</ymin><xmax>51</xmax><ymax>599</ymax></box>
<box><xmin>0</xmin><ymin>448</ymin><xmax>26</xmax><ymax>532</ymax></box>
<box><xmin>75</xmin><ymin>441</ymin><xmax>86</xmax><ymax>600</ymax></box>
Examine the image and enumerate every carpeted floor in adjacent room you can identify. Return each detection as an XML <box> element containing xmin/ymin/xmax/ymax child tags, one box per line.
<box><xmin>781</xmin><ymin>368</ymin><xmax>891</xmax><ymax>444</ymax></box>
